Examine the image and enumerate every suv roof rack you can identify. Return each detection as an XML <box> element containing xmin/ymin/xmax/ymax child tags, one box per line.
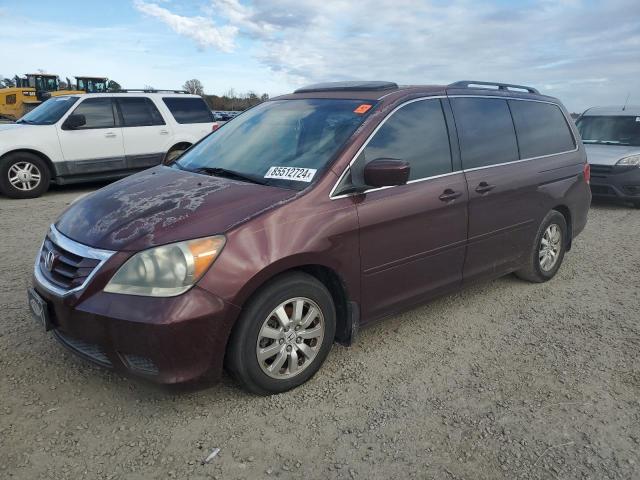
<box><xmin>448</xmin><ymin>80</ymin><xmax>540</xmax><ymax>95</ymax></box>
<box><xmin>294</xmin><ymin>81</ymin><xmax>398</xmax><ymax>94</ymax></box>
<box><xmin>115</xmin><ymin>89</ymin><xmax>190</xmax><ymax>94</ymax></box>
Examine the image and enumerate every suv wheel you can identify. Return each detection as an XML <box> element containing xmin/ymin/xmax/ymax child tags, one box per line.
<box><xmin>516</xmin><ymin>210</ymin><xmax>567</xmax><ymax>283</ymax></box>
<box><xmin>163</xmin><ymin>148</ymin><xmax>186</xmax><ymax>165</ymax></box>
<box><xmin>0</xmin><ymin>152</ymin><xmax>51</xmax><ymax>199</ymax></box>
<box><xmin>226</xmin><ymin>272</ymin><xmax>336</xmax><ymax>395</ymax></box>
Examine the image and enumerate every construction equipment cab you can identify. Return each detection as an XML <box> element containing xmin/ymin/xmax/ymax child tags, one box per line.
<box><xmin>0</xmin><ymin>73</ymin><xmax>82</xmax><ymax>121</ymax></box>
<box><xmin>75</xmin><ymin>77</ymin><xmax>109</xmax><ymax>93</ymax></box>
<box><xmin>0</xmin><ymin>91</ymin><xmax>217</xmax><ymax>198</ymax></box>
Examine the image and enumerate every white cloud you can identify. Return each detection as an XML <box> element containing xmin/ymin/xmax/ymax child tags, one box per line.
<box><xmin>133</xmin><ymin>0</ymin><xmax>640</xmax><ymax>112</ymax></box>
<box><xmin>134</xmin><ymin>0</ymin><xmax>238</xmax><ymax>52</ymax></box>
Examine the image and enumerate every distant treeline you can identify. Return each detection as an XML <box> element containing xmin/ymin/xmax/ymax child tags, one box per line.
<box><xmin>204</xmin><ymin>91</ymin><xmax>269</xmax><ymax>111</ymax></box>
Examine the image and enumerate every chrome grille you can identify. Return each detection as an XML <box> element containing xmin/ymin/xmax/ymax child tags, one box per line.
<box><xmin>39</xmin><ymin>237</ymin><xmax>101</xmax><ymax>290</ymax></box>
<box><xmin>34</xmin><ymin>225</ymin><xmax>114</xmax><ymax>296</ymax></box>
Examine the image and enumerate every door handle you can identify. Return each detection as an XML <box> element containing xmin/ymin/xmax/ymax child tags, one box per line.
<box><xmin>439</xmin><ymin>189</ymin><xmax>463</xmax><ymax>202</ymax></box>
<box><xmin>159</xmin><ymin>129</ymin><xmax>169</xmax><ymax>135</ymax></box>
<box><xmin>104</xmin><ymin>132</ymin><xmax>117</xmax><ymax>138</ymax></box>
<box><xmin>475</xmin><ymin>182</ymin><xmax>496</xmax><ymax>194</ymax></box>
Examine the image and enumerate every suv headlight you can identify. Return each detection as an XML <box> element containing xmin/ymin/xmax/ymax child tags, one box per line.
<box><xmin>104</xmin><ymin>236</ymin><xmax>225</xmax><ymax>297</ymax></box>
<box><xmin>617</xmin><ymin>155</ymin><xmax>640</xmax><ymax>166</ymax></box>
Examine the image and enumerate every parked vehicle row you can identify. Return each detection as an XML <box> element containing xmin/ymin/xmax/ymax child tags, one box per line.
<box><xmin>28</xmin><ymin>80</ymin><xmax>592</xmax><ymax>394</ymax></box>
<box><xmin>0</xmin><ymin>91</ymin><xmax>216</xmax><ymax>198</ymax></box>
<box><xmin>575</xmin><ymin>105</ymin><xmax>640</xmax><ymax>208</ymax></box>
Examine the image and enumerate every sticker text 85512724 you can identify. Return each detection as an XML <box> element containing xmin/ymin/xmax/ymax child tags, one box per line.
<box><xmin>264</xmin><ymin>166</ymin><xmax>317</xmax><ymax>182</ymax></box>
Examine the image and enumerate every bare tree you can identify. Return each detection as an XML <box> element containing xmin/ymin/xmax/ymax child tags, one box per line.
<box><xmin>183</xmin><ymin>79</ymin><xmax>205</xmax><ymax>96</ymax></box>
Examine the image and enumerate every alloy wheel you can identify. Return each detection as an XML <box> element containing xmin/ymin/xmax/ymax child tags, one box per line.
<box><xmin>539</xmin><ymin>223</ymin><xmax>562</xmax><ymax>271</ymax></box>
<box><xmin>8</xmin><ymin>161</ymin><xmax>42</xmax><ymax>192</ymax></box>
<box><xmin>256</xmin><ymin>297</ymin><xmax>325</xmax><ymax>379</ymax></box>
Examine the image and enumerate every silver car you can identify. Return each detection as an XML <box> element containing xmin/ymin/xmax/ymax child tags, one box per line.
<box><xmin>576</xmin><ymin>106</ymin><xmax>640</xmax><ymax>208</ymax></box>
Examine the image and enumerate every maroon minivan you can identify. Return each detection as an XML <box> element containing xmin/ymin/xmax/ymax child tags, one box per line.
<box><xmin>29</xmin><ymin>80</ymin><xmax>591</xmax><ymax>394</ymax></box>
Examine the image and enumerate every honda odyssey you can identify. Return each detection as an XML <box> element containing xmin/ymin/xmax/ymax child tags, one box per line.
<box><xmin>29</xmin><ymin>80</ymin><xmax>591</xmax><ymax>394</ymax></box>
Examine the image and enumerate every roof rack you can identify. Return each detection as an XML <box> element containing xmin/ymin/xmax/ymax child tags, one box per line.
<box><xmin>294</xmin><ymin>81</ymin><xmax>398</xmax><ymax>94</ymax></box>
<box><xmin>115</xmin><ymin>89</ymin><xmax>190</xmax><ymax>94</ymax></box>
<box><xmin>448</xmin><ymin>80</ymin><xmax>539</xmax><ymax>95</ymax></box>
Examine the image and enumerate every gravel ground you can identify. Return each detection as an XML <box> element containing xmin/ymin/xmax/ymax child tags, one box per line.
<box><xmin>1</xmin><ymin>185</ymin><xmax>639</xmax><ymax>480</ymax></box>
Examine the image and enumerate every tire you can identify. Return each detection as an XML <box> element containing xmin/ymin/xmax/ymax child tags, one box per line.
<box><xmin>516</xmin><ymin>210</ymin><xmax>568</xmax><ymax>283</ymax></box>
<box><xmin>226</xmin><ymin>272</ymin><xmax>336</xmax><ymax>395</ymax></box>
<box><xmin>162</xmin><ymin>148</ymin><xmax>186</xmax><ymax>166</ymax></box>
<box><xmin>0</xmin><ymin>152</ymin><xmax>51</xmax><ymax>199</ymax></box>
<box><xmin>633</xmin><ymin>201</ymin><xmax>640</xmax><ymax>209</ymax></box>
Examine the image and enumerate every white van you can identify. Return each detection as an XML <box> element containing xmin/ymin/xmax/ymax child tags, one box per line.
<box><xmin>0</xmin><ymin>91</ymin><xmax>218</xmax><ymax>198</ymax></box>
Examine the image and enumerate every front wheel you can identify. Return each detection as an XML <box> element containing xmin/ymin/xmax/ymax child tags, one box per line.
<box><xmin>516</xmin><ymin>210</ymin><xmax>567</xmax><ymax>283</ymax></box>
<box><xmin>226</xmin><ymin>272</ymin><xmax>336</xmax><ymax>395</ymax></box>
<box><xmin>0</xmin><ymin>152</ymin><xmax>51</xmax><ymax>199</ymax></box>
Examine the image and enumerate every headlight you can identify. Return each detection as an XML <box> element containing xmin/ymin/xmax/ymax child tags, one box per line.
<box><xmin>104</xmin><ymin>236</ymin><xmax>225</xmax><ymax>297</ymax></box>
<box><xmin>617</xmin><ymin>155</ymin><xmax>640</xmax><ymax>166</ymax></box>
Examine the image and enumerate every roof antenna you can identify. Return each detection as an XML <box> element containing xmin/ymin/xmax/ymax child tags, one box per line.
<box><xmin>622</xmin><ymin>92</ymin><xmax>630</xmax><ymax>111</ymax></box>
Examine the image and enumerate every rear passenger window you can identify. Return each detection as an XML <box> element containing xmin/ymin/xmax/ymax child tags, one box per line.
<box><xmin>362</xmin><ymin>99</ymin><xmax>452</xmax><ymax>180</ymax></box>
<box><xmin>117</xmin><ymin>97</ymin><xmax>165</xmax><ymax>127</ymax></box>
<box><xmin>163</xmin><ymin>97</ymin><xmax>213</xmax><ymax>124</ymax></box>
<box><xmin>509</xmin><ymin>100</ymin><xmax>575</xmax><ymax>158</ymax></box>
<box><xmin>451</xmin><ymin>98</ymin><xmax>519</xmax><ymax>169</ymax></box>
<box><xmin>71</xmin><ymin>98</ymin><xmax>115</xmax><ymax>128</ymax></box>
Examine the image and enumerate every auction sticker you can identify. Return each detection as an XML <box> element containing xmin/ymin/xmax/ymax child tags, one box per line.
<box><xmin>265</xmin><ymin>166</ymin><xmax>317</xmax><ymax>182</ymax></box>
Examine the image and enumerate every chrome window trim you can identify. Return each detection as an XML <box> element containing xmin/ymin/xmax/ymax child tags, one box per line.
<box><xmin>33</xmin><ymin>224</ymin><xmax>115</xmax><ymax>297</ymax></box>
<box><xmin>329</xmin><ymin>94</ymin><xmax>579</xmax><ymax>200</ymax></box>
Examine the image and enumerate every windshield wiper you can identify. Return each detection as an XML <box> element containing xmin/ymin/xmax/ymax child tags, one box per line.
<box><xmin>192</xmin><ymin>166</ymin><xmax>268</xmax><ymax>186</ymax></box>
<box><xmin>16</xmin><ymin>119</ymin><xmax>36</xmax><ymax>124</ymax></box>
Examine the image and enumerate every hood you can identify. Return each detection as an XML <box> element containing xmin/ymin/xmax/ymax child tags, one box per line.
<box><xmin>55</xmin><ymin>166</ymin><xmax>297</xmax><ymax>251</ymax></box>
<box><xmin>584</xmin><ymin>144</ymin><xmax>640</xmax><ymax>166</ymax></box>
<box><xmin>0</xmin><ymin>122</ymin><xmax>33</xmax><ymax>133</ymax></box>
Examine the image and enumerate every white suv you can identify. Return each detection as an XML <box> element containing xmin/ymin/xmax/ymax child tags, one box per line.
<box><xmin>0</xmin><ymin>91</ymin><xmax>217</xmax><ymax>198</ymax></box>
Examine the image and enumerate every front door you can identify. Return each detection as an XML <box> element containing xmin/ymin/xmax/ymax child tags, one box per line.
<box><xmin>57</xmin><ymin>97</ymin><xmax>125</xmax><ymax>173</ymax></box>
<box><xmin>351</xmin><ymin>98</ymin><xmax>468</xmax><ymax>321</ymax></box>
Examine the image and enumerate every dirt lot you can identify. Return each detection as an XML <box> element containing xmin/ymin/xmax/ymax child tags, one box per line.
<box><xmin>1</xmin><ymin>185</ymin><xmax>639</xmax><ymax>480</ymax></box>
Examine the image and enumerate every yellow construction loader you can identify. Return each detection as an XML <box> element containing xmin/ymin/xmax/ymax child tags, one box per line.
<box><xmin>0</xmin><ymin>73</ymin><xmax>83</xmax><ymax>121</ymax></box>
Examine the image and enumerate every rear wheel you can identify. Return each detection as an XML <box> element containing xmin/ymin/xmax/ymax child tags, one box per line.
<box><xmin>0</xmin><ymin>152</ymin><xmax>50</xmax><ymax>199</ymax></box>
<box><xmin>163</xmin><ymin>147</ymin><xmax>187</xmax><ymax>165</ymax></box>
<box><xmin>516</xmin><ymin>210</ymin><xmax>567</xmax><ymax>283</ymax></box>
<box><xmin>226</xmin><ymin>272</ymin><xmax>336</xmax><ymax>395</ymax></box>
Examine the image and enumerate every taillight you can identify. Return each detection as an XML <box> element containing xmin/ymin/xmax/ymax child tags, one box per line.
<box><xmin>211</xmin><ymin>122</ymin><xmax>220</xmax><ymax>132</ymax></box>
<box><xmin>583</xmin><ymin>163</ymin><xmax>591</xmax><ymax>184</ymax></box>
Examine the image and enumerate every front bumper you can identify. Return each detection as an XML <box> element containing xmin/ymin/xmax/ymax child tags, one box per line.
<box><xmin>33</xmin><ymin>282</ymin><xmax>240</xmax><ymax>383</ymax></box>
<box><xmin>32</xmin><ymin>227</ymin><xmax>240</xmax><ymax>384</ymax></box>
<box><xmin>589</xmin><ymin>164</ymin><xmax>640</xmax><ymax>201</ymax></box>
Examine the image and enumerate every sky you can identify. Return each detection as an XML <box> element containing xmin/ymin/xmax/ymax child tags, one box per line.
<box><xmin>0</xmin><ymin>0</ymin><xmax>638</xmax><ymax>112</ymax></box>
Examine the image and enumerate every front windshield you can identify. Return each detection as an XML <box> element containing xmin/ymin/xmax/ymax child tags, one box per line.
<box><xmin>576</xmin><ymin>115</ymin><xmax>640</xmax><ymax>146</ymax></box>
<box><xmin>18</xmin><ymin>96</ymin><xmax>79</xmax><ymax>125</ymax></box>
<box><xmin>174</xmin><ymin>98</ymin><xmax>375</xmax><ymax>190</ymax></box>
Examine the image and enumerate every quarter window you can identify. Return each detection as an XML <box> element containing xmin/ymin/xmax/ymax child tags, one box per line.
<box><xmin>162</xmin><ymin>97</ymin><xmax>213</xmax><ymax>124</ymax></box>
<box><xmin>71</xmin><ymin>98</ymin><xmax>115</xmax><ymax>129</ymax></box>
<box><xmin>116</xmin><ymin>97</ymin><xmax>165</xmax><ymax>127</ymax></box>
<box><xmin>509</xmin><ymin>100</ymin><xmax>575</xmax><ymax>157</ymax></box>
<box><xmin>451</xmin><ymin>98</ymin><xmax>519</xmax><ymax>169</ymax></box>
<box><xmin>361</xmin><ymin>99</ymin><xmax>452</xmax><ymax>181</ymax></box>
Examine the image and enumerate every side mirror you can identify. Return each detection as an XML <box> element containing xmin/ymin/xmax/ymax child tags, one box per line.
<box><xmin>63</xmin><ymin>114</ymin><xmax>86</xmax><ymax>129</ymax></box>
<box><xmin>363</xmin><ymin>158</ymin><xmax>410</xmax><ymax>188</ymax></box>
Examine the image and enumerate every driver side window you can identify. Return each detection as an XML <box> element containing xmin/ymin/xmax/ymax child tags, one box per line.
<box><xmin>70</xmin><ymin>98</ymin><xmax>115</xmax><ymax>129</ymax></box>
<box><xmin>362</xmin><ymin>99</ymin><xmax>452</xmax><ymax>181</ymax></box>
<box><xmin>336</xmin><ymin>99</ymin><xmax>453</xmax><ymax>194</ymax></box>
